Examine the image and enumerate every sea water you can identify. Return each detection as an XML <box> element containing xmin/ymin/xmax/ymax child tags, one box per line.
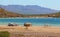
<box><xmin>0</xmin><ymin>18</ymin><xmax>60</xmax><ymax>26</ymax></box>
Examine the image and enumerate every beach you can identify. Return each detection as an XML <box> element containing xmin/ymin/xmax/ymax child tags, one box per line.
<box><xmin>0</xmin><ymin>25</ymin><xmax>60</xmax><ymax>37</ymax></box>
<box><xmin>0</xmin><ymin>25</ymin><xmax>60</xmax><ymax>32</ymax></box>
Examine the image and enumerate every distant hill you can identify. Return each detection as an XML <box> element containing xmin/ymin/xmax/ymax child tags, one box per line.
<box><xmin>0</xmin><ymin>8</ymin><xmax>22</xmax><ymax>17</ymax></box>
<box><xmin>0</xmin><ymin>7</ymin><xmax>60</xmax><ymax>18</ymax></box>
<box><xmin>0</xmin><ymin>5</ymin><xmax>59</xmax><ymax>14</ymax></box>
<box><xmin>0</xmin><ymin>5</ymin><xmax>60</xmax><ymax>18</ymax></box>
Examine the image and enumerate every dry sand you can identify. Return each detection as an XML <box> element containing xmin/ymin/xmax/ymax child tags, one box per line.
<box><xmin>0</xmin><ymin>25</ymin><xmax>60</xmax><ymax>37</ymax></box>
<box><xmin>0</xmin><ymin>25</ymin><xmax>60</xmax><ymax>32</ymax></box>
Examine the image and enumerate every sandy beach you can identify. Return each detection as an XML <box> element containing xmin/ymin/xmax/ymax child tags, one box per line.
<box><xmin>0</xmin><ymin>25</ymin><xmax>60</xmax><ymax>32</ymax></box>
<box><xmin>0</xmin><ymin>25</ymin><xmax>60</xmax><ymax>37</ymax></box>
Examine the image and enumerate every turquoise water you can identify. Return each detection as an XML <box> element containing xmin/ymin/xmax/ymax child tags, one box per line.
<box><xmin>0</xmin><ymin>18</ymin><xmax>60</xmax><ymax>26</ymax></box>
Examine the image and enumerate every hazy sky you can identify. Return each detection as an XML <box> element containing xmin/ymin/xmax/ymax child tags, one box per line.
<box><xmin>0</xmin><ymin>0</ymin><xmax>60</xmax><ymax>10</ymax></box>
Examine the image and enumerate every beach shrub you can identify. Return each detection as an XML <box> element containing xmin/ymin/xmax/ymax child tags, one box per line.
<box><xmin>0</xmin><ymin>31</ymin><xmax>10</xmax><ymax>37</ymax></box>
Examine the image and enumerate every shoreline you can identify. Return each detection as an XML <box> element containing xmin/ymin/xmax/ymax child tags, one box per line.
<box><xmin>0</xmin><ymin>25</ymin><xmax>60</xmax><ymax>32</ymax></box>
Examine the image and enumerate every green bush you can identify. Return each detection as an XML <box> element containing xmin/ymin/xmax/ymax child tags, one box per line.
<box><xmin>0</xmin><ymin>31</ymin><xmax>10</xmax><ymax>37</ymax></box>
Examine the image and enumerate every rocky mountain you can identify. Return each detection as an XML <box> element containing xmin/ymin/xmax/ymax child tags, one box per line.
<box><xmin>0</xmin><ymin>5</ymin><xmax>59</xmax><ymax>14</ymax></box>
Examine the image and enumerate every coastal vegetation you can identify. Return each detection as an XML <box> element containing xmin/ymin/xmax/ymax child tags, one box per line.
<box><xmin>0</xmin><ymin>31</ymin><xmax>10</xmax><ymax>37</ymax></box>
<box><xmin>48</xmin><ymin>12</ymin><xmax>60</xmax><ymax>17</ymax></box>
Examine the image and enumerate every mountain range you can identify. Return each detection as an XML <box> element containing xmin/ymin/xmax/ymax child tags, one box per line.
<box><xmin>0</xmin><ymin>5</ymin><xmax>59</xmax><ymax>14</ymax></box>
<box><xmin>0</xmin><ymin>8</ymin><xmax>22</xmax><ymax>17</ymax></box>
